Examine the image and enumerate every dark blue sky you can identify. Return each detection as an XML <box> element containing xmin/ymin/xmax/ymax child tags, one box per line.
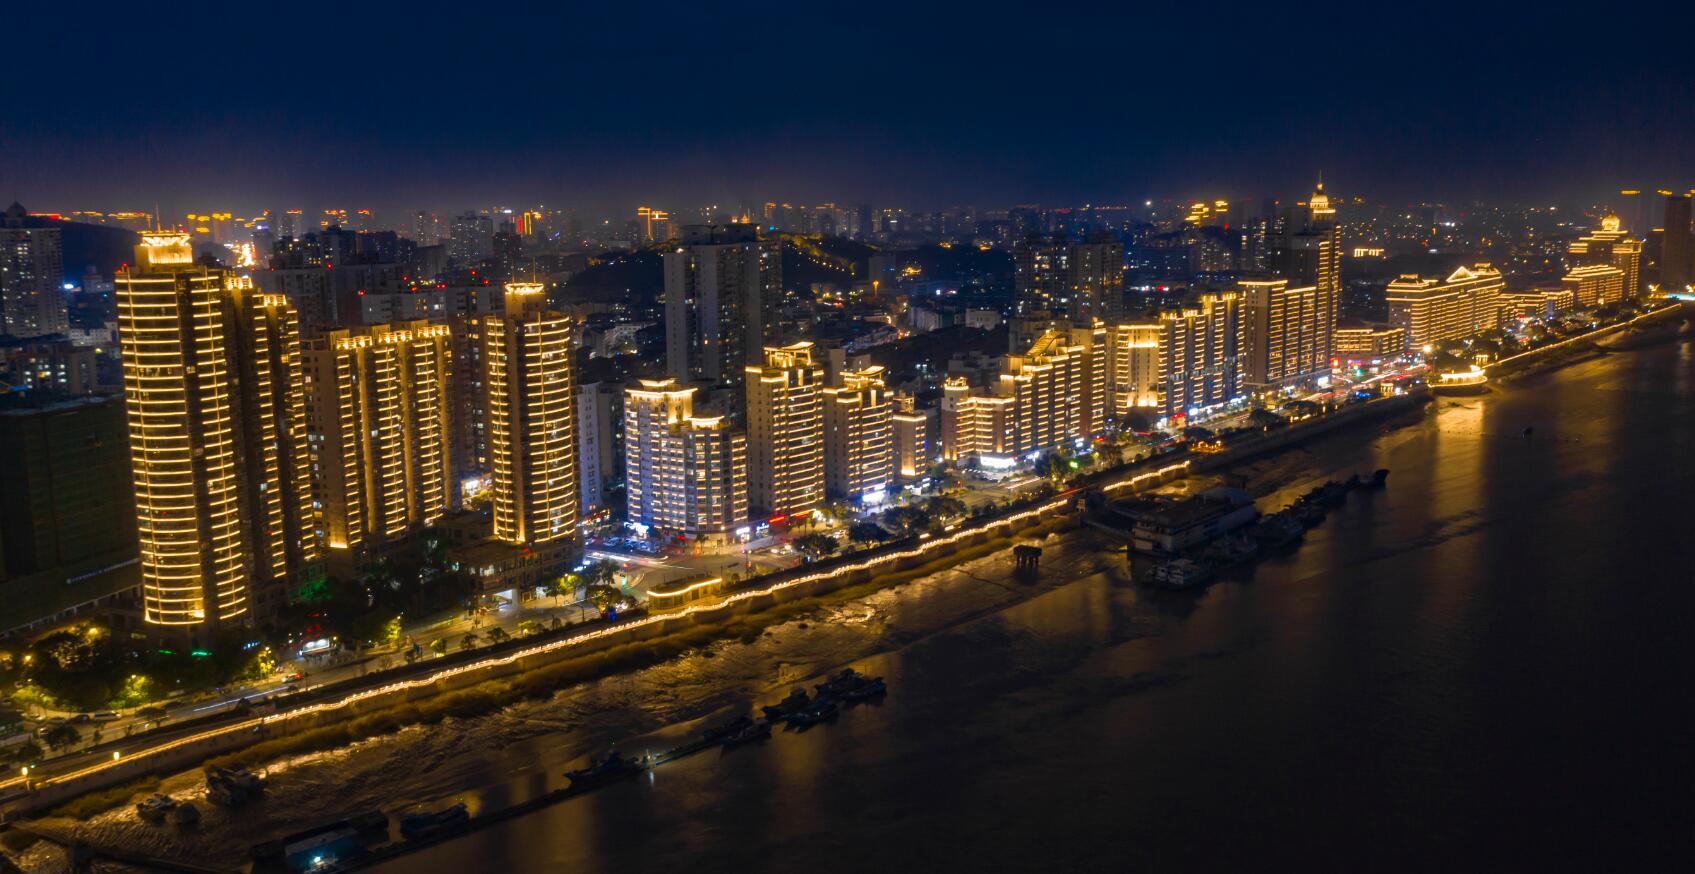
<box><xmin>4</xmin><ymin>1</ymin><xmax>1690</xmax><ymax>217</ymax></box>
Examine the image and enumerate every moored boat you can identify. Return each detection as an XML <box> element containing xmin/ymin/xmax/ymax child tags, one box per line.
<box><xmin>400</xmin><ymin>802</ymin><xmax>469</xmax><ymax>842</ymax></box>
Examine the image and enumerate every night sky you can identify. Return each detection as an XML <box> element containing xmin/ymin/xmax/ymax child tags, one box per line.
<box><xmin>5</xmin><ymin>1</ymin><xmax>1690</xmax><ymax>216</ymax></box>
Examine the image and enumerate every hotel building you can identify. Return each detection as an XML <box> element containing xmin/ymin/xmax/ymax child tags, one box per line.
<box><xmin>1385</xmin><ymin>264</ymin><xmax>1505</xmax><ymax>351</ymax></box>
<box><xmin>1561</xmin><ymin>263</ymin><xmax>1627</xmax><ymax>309</ymax></box>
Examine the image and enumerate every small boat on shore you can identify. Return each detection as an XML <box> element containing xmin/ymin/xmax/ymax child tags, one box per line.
<box><xmin>761</xmin><ymin>689</ymin><xmax>813</xmax><ymax>721</ymax></box>
<box><xmin>136</xmin><ymin>794</ymin><xmax>178</xmax><ymax>823</ymax></box>
<box><xmin>400</xmin><ymin>802</ymin><xmax>469</xmax><ymax>842</ymax></box>
<box><xmin>565</xmin><ymin>751</ymin><xmax>643</xmax><ymax>791</ymax></box>
<box><xmin>720</xmin><ymin>721</ymin><xmax>773</xmax><ymax>748</ymax></box>
<box><xmin>701</xmin><ymin>715</ymin><xmax>753</xmax><ymax>743</ymax></box>
<box><xmin>785</xmin><ymin>697</ymin><xmax>839</xmax><ymax>728</ymax></box>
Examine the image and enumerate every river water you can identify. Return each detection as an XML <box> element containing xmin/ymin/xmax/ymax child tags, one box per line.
<box><xmin>27</xmin><ymin>341</ymin><xmax>1695</xmax><ymax>872</ymax></box>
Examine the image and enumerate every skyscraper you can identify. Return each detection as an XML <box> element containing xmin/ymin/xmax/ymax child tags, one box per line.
<box><xmin>485</xmin><ymin>282</ymin><xmax>577</xmax><ymax>546</ymax></box>
<box><xmin>1239</xmin><ymin>278</ymin><xmax>1330</xmax><ymax>391</ymax></box>
<box><xmin>624</xmin><ymin>378</ymin><xmax>748</xmax><ymax>538</ymax></box>
<box><xmin>1267</xmin><ymin>182</ymin><xmax>1340</xmax><ymax>362</ymax></box>
<box><xmin>822</xmin><ymin>366</ymin><xmax>894</xmax><ymax>504</ymax></box>
<box><xmin>1158</xmin><ymin>291</ymin><xmax>1243</xmax><ymax>419</ymax></box>
<box><xmin>302</xmin><ymin>322</ymin><xmax>453</xmax><ymax>555</ymax></box>
<box><xmin>1658</xmin><ymin>194</ymin><xmax>1691</xmax><ymax>293</ymax></box>
<box><xmin>663</xmin><ymin>224</ymin><xmax>783</xmax><ymax>395</ymax></box>
<box><xmin>0</xmin><ymin>202</ymin><xmax>69</xmax><ymax>338</ymax></box>
<box><xmin>745</xmin><ymin>342</ymin><xmax>824</xmax><ymax>518</ymax></box>
<box><xmin>116</xmin><ymin>233</ymin><xmax>317</xmax><ymax>637</ymax></box>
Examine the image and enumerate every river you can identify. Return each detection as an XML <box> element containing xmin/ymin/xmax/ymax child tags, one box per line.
<box><xmin>28</xmin><ymin>341</ymin><xmax>1695</xmax><ymax>871</ymax></box>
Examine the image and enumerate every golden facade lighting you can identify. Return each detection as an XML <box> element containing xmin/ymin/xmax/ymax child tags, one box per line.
<box><xmin>624</xmin><ymin>379</ymin><xmax>748</xmax><ymax>535</ymax></box>
<box><xmin>1386</xmin><ymin>265</ymin><xmax>1505</xmax><ymax>351</ymax></box>
<box><xmin>486</xmin><ymin>283</ymin><xmax>577</xmax><ymax>545</ymax></box>
<box><xmin>940</xmin><ymin>326</ymin><xmax>1108</xmax><ymax>461</ymax></box>
<box><xmin>1157</xmin><ymin>291</ymin><xmax>1243</xmax><ymax>418</ymax></box>
<box><xmin>745</xmin><ymin>342</ymin><xmax>825</xmax><ymax>517</ymax></box>
<box><xmin>116</xmin><ymin>235</ymin><xmax>316</xmax><ymax>632</ymax></box>
<box><xmin>235</xmin><ymin>281</ymin><xmax>318</xmax><ymax>610</ymax></box>
<box><xmin>1561</xmin><ymin>263</ymin><xmax>1627</xmax><ymax>308</ymax></box>
<box><xmin>1240</xmin><ymin>278</ymin><xmax>1330</xmax><ymax>391</ymax></box>
<box><xmin>1567</xmin><ymin>212</ymin><xmax>1642</xmax><ymax>299</ymax></box>
<box><xmin>822</xmin><ymin>366</ymin><xmax>894</xmax><ymax>502</ymax></box>
<box><xmin>304</xmin><ymin>322</ymin><xmax>453</xmax><ymax>551</ymax></box>
<box><xmin>1108</xmin><ymin>323</ymin><xmax>1162</xmax><ymax>414</ymax></box>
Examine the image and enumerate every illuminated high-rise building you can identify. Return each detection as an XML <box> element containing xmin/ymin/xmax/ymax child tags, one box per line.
<box><xmin>745</xmin><ymin>342</ymin><xmax>824</xmax><ymax>518</ymax></box>
<box><xmin>1385</xmin><ymin>264</ymin><xmax>1504</xmax><ymax>351</ymax></box>
<box><xmin>1</xmin><ymin>202</ymin><xmax>69</xmax><ymax>337</ymax></box>
<box><xmin>891</xmin><ymin>396</ymin><xmax>934</xmax><ymax>482</ymax></box>
<box><xmin>940</xmin><ymin>326</ymin><xmax>1108</xmax><ymax>462</ymax></box>
<box><xmin>1568</xmin><ymin>212</ymin><xmax>1643</xmax><ymax>298</ymax></box>
<box><xmin>822</xmin><ymin>366</ymin><xmax>894</xmax><ymax>504</ymax></box>
<box><xmin>1266</xmin><ymin>182</ymin><xmax>1340</xmax><ymax>361</ymax></box>
<box><xmin>1107</xmin><ymin>322</ymin><xmax>1163</xmax><ymax>416</ymax></box>
<box><xmin>624</xmin><ymin>378</ymin><xmax>748</xmax><ymax>537</ymax></box>
<box><xmin>1240</xmin><ymin>278</ymin><xmax>1330</xmax><ymax>391</ymax></box>
<box><xmin>664</xmin><ymin>224</ymin><xmax>783</xmax><ymax>395</ymax></box>
<box><xmin>485</xmin><ymin>282</ymin><xmax>577</xmax><ymax>545</ymax></box>
<box><xmin>302</xmin><ymin>322</ymin><xmax>453</xmax><ymax>555</ymax></box>
<box><xmin>1157</xmin><ymin>291</ymin><xmax>1243</xmax><ymax>419</ymax></box>
<box><xmin>116</xmin><ymin>233</ymin><xmax>316</xmax><ymax>636</ymax></box>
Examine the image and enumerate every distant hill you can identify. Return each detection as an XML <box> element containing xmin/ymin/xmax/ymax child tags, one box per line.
<box><xmin>14</xmin><ymin>218</ymin><xmax>139</xmax><ymax>281</ymax></box>
<box><xmin>558</xmin><ymin>250</ymin><xmax>663</xmax><ymax>309</ymax></box>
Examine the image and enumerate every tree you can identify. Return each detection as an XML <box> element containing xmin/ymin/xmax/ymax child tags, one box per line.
<box><xmin>41</xmin><ymin>724</ymin><xmax>79</xmax><ymax>752</ymax></box>
<box><xmin>548</xmin><ymin>575</ymin><xmax>577</xmax><ymax>606</ymax></box>
<box><xmin>460</xmin><ymin>632</ymin><xmax>480</xmax><ymax>652</ymax></box>
<box><xmin>792</xmin><ymin>532</ymin><xmax>839</xmax><ymax>560</ymax></box>
<box><xmin>1247</xmin><ymin>408</ymin><xmax>1286</xmax><ymax>430</ymax></box>
<box><xmin>848</xmin><ymin>522</ymin><xmax>890</xmax><ymax>545</ymax></box>
<box><xmin>429</xmin><ymin>638</ymin><xmax>447</xmax><ymax>657</ymax></box>
<box><xmin>923</xmin><ymin>495</ymin><xmax>967</xmax><ymax>520</ymax></box>
<box><xmin>585</xmin><ymin>585</ymin><xmax>621</xmax><ymax>613</ymax></box>
<box><xmin>485</xmin><ymin>627</ymin><xmax>510</xmax><ymax>645</ymax></box>
<box><xmin>882</xmin><ymin>505</ymin><xmax>931</xmax><ymax>536</ymax></box>
<box><xmin>1034</xmin><ymin>451</ymin><xmax>1071</xmax><ymax>484</ymax></box>
<box><xmin>517</xmin><ymin>619</ymin><xmax>542</xmax><ymax>638</ymax></box>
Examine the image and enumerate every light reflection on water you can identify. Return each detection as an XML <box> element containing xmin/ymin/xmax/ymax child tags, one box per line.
<box><xmin>360</xmin><ymin>341</ymin><xmax>1695</xmax><ymax>871</ymax></box>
